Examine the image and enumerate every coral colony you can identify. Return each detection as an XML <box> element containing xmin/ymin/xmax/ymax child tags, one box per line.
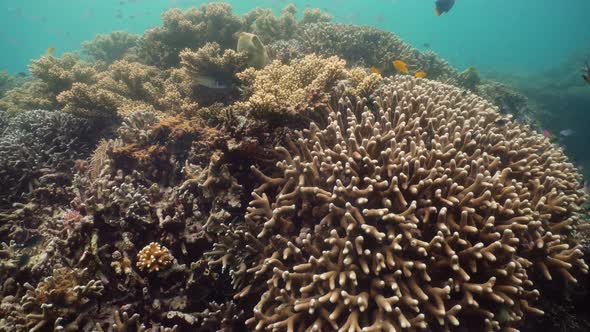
<box><xmin>0</xmin><ymin>2</ymin><xmax>587</xmax><ymax>332</ymax></box>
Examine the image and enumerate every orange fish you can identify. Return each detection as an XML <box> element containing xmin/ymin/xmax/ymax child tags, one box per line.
<box><xmin>415</xmin><ymin>71</ymin><xmax>427</xmax><ymax>78</ymax></box>
<box><xmin>46</xmin><ymin>47</ymin><xmax>55</xmax><ymax>56</ymax></box>
<box><xmin>370</xmin><ymin>66</ymin><xmax>382</xmax><ymax>76</ymax></box>
<box><xmin>393</xmin><ymin>60</ymin><xmax>409</xmax><ymax>73</ymax></box>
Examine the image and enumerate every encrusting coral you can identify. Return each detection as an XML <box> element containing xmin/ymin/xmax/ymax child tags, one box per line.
<box><xmin>227</xmin><ymin>76</ymin><xmax>587</xmax><ymax>331</ymax></box>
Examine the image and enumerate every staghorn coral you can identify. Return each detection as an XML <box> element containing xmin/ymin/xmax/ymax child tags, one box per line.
<box><xmin>82</xmin><ymin>30</ymin><xmax>140</xmax><ymax>64</ymax></box>
<box><xmin>3</xmin><ymin>266</ymin><xmax>104</xmax><ymax>332</ymax></box>
<box><xmin>138</xmin><ymin>2</ymin><xmax>244</xmax><ymax>68</ymax></box>
<box><xmin>0</xmin><ymin>109</ymin><xmax>93</xmax><ymax>205</ymax></box>
<box><xmin>136</xmin><ymin>242</ymin><xmax>174</xmax><ymax>272</ymax></box>
<box><xmin>229</xmin><ymin>76</ymin><xmax>587</xmax><ymax>331</ymax></box>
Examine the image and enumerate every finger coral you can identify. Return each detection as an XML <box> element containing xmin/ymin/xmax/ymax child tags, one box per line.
<box><xmin>238</xmin><ymin>76</ymin><xmax>587</xmax><ymax>331</ymax></box>
<box><xmin>136</xmin><ymin>242</ymin><xmax>173</xmax><ymax>273</ymax></box>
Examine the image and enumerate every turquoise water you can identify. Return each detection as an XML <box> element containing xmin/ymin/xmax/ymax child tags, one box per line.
<box><xmin>1</xmin><ymin>0</ymin><xmax>590</xmax><ymax>75</ymax></box>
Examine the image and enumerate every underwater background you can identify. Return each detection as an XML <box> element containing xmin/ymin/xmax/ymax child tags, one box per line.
<box><xmin>1</xmin><ymin>1</ymin><xmax>590</xmax><ymax>331</ymax></box>
<box><xmin>2</xmin><ymin>0</ymin><xmax>590</xmax><ymax>175</ymax></box>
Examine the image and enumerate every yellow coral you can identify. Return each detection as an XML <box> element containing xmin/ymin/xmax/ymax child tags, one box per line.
<box><xmin>136</xmin><ymin>242</ymin><xmax>173</xmax><ymax>273</ymax></box>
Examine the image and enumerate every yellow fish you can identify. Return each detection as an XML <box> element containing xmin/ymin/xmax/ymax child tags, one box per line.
<box><xmin>415</xmin><ymin>71</ymin><xmax>427</xmax><ymax>78</ymax></box>
<box><xmin>370</xmin><ymin>66</ymin><xmax>382</xmax><ymax>76</ymax></box>
<box><xmin>393</xmin><ymin>60</ymin><xmax>409</xmax><ymax>73</ymax></box>
<box><xmin>46</xmin><ymin>47</ymin><xmax>55</xmax><ymax>56</ymax></box>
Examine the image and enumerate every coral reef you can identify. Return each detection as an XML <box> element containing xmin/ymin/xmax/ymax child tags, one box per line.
<box><xmin>294</xmin><ymin>23</ymin><xmax>459</xmax><ymax>82</ymax></box>
<box><xmin>82</xmin><ymin>30</ymin><xmax>140</xmax><ymax>64</ymax></box>
<box><xmin>216</xmin><ymin>76</ymin><xmax>587</xmax><ymax>331</ymax></box>
<box><xmin>138</xmin><ymin>2</ymin><xmax>244</xmax><ymax>68</ymax></box>
<box><xmin>0</xmin><ymin>109</ymin><xmax>94</xmax><ymax>205</ymax></box>
<box><xmin>0</xmin><ymin>2</ymin><xmax>587</xmax><ymax>332</ymax></box>
<box><xmin>0</xmin><ymin>54</ymin><xmax>97</xmax><ymax>113</ymax></box>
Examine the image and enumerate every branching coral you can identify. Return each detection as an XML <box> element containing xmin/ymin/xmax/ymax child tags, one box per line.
<box><xmin>82</xmin><ymin>31</ymin><xmax>140</xmax><ymax>64</ymax></box>
<box><xmin>138</xmin><ymin>2</ymin><xmax>244</xmax><ymax>68</ymax></box>
<box><xmin>232</xmin><ymin>76</ymin><xmax>587</xmax><ymax>331</ymax></box>
<box><xmin>243</xmin><ymin>5</ymin><xmax>298</xmax><ymax>44</ymax></box>
<box><xmin>296</xmin><ymin>23</ymin><xmax>458</xmax><ymax>82</ymax></box>
<box><xmin>14</xmin><ymin>267</ymin><xmax>104</xmax><ymax>331</ymax></box>
<box><xmin>0</xmin><ymin>54</ymin><xmax>97</xmax><ymax>113</ymax></box>
<box><xmin>0</xmin><ymin>109</ymin><xmax>93</xmax><ymax>205</ymax></box>
<box><xmin>235</xmin><ymin>54</ymin><xmax>349</xmax><ymax>119</ymax></box>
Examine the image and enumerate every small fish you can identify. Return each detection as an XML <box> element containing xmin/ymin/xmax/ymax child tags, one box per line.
<box><xmin>194</xmin><ymin>76</ymin><xmax>229</xmax><ymax>89</ymax></box>
<box><xmin>435</xmin><ymin>0</ymin><xmax>455</xmax><ymax>16</ymax></box>
<box><xmin>370</xmin><ymin>66</ymin><xmax>382</xmax><ymax>76</ymax></box>
<box><xmin>559</xmin><ymin>129</ymin><xmax>575</xmax><ymax>137</ymax></box>
<box><xmin>423</xmin><ymin>43</ymin><xmax>431</xmax><ymax>48</ymax></box>
<box><xmin>393</xmin><ymin>60</ymin><xmax>409</xmax><ymax>74</ymax></box>
<box><xmin>16</xmin><ymin>72</ymin><xmax>27</xmax><ymax>77</ymax></box>
<box><xmin>414</xmin><ymin>71</ymin><xmax>427</xmax><ymax>78</ymax></box>
<box><xmin>461</xmin><ymin>90</ymin><xmax>468</xmax><ymax>97</ymax></box>
<box><xmin>46</xmin><ymin>46</ymin><xmax>55</xmax><ymax>56</ymax></box>
<box><xmin>543</xmin><ymin>129</ymin><xmax>551</xmax><ymax>138</ymax></box>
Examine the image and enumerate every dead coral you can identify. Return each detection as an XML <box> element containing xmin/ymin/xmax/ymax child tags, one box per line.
<box><xmin>19</xmin><ymin>267</ymin><xmax>103</xmax><ymax>331</ymax></box>
<box><xmin>231</xmin><ymin>76</ymin><xmax>587</xmax><ymax>331</ymax></box>
<box><xmin>82</xmin><ymin>30</ymin><xmax>140</xmax><ymax>64</ymax></box>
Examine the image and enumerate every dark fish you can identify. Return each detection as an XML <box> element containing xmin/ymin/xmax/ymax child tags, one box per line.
<box><xmin>423</xmin><ymin>43</ymin><xmax>431</xmax><ymax>48</ymax></box>
<box><xmin>583</xmin><ymin>60</ymin><xmax>590</xmax><ymax>84</ymax></box>
<box><xmin>435</xmin><ymin>0</ymin><xmax>455</xmax><ymax>16</ymax></box>
<box><xmin>16</xmin><ymin>72</ymin><xmax>27</xmax><ymax>77</ymax></box>
<box><xmin>20</xmin><ymin>234</ymin><xmax>44</xmax><ymax>248</ymax></box>
<box><xmin>495</xmin><ymin>118</ymin><xmax>509</xmax><ymax>126</ymax></box>
<box><xmin>500</xmin><ymin>104</ymin><xmax>511</xmax><ymax>115</ymax></box>
<box><xmin>461</xmin><ymin>90</ymin><xmax>468</xmax><ymax>97</ymax></box>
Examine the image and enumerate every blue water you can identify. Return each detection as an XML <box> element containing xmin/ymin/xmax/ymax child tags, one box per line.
<box><xmin>1</xmin><ymin>0</ymin><xmax>590</xmax><ymax>75</ymax></box>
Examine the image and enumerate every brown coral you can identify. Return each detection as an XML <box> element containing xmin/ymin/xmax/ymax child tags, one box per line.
<box><xmin>237</xmin><ymin>76</ymin><xmax>587</xmax><ymax>331</ymax></box>
<box><xmin>235</xmin><ymin>54</ymin><xmax>349</xmax><ymax>119</ymax></box>
<box><xmin>136</xmin><ymin>242</ymin><xmax>173</xmax><ymax>273</ymax></box>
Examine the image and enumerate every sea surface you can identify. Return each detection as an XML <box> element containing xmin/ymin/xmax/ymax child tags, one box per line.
<box><xmin>1</xmin><ymin>0</ymin><xmax>589</xmax><ymax>175</ymax></box>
